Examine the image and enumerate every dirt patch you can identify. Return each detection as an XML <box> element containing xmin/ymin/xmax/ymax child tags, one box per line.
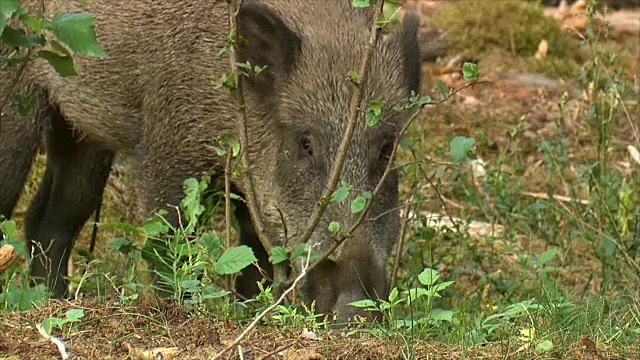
<box><xmin>1</xmin><ymin>299</ymin><xmax>636</xmax><ymax>359</ymax></box>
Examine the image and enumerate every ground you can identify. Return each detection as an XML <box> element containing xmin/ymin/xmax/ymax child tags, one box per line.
<box><xmin>1</xmin><ymin>1</ymin><xmax>639</xmax><ymax>359</ymax></box>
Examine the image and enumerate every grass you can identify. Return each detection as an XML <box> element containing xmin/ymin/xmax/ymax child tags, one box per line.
<box><xmin>1</xmin><ymin>0</ymin><xmax>639</xmax><ymax>358</ymax></box>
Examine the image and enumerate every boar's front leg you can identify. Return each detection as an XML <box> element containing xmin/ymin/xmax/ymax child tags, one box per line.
<box><xmin>25</xmin><ymin>109</ymin><xmax>114</xmax><ymax>298</ymax></box>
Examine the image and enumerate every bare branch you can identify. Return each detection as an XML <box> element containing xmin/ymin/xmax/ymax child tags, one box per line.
<box><xmin>210</xmin><ymin>250</ymin><xmax>312</xmax><ymax>360</ymax></box>
<box><xmin>389</xmin><ymin>199</ymin><xmax>411</xmax><ymax>292</ymax></box>
<box><xmin>292</xmin><ymin>0</ymin><xmax>387</xmax><ymax>248</ymax></box>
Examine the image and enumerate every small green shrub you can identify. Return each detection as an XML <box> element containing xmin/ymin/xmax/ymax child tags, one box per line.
<box><xmin>433</xmin><ymin>0</ymin><xmax>579</xmax><ymax>58</ymax></box>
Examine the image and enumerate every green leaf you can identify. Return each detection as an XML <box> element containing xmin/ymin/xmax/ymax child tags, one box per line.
<box><xmin>106</xmin><ymin>237</ymin><xmax>132</xmax><ymax>252</ymax></box>
<box><xmin>388</xmin><ymin>287</ymin><xmax>399</xmax><ymax>303</ymax></box>
<box><xmin>211</xmin><ymin>145</ymin><xmax>226</xmax><ymax>156</ymax></box>
<box><xmin>215</xmin><ymin>245</ymin><xmax>257</xmax><ymax>275</ymax></box>
<box><xmin>328</xmin><ymin>221</ymin><xmax>341</xmax><ymax>233</ymax></box>
<box><xmin>352</xmin><ymin>0</ymin><xmax>372</xmax><ymax>8</ymax></box>
<box><xmin>349</xmin><ymin>299</ymin><xmax>377</xmax><ymax>308</ymax></box>
<box><xmin>220</xmin><ymin>132</ymin><xmax>241</xmax><ymax>157</ymax></box>
<box><xmin>269</xmin><ymin>246</ymin><xmax>288</xmax><ymax>265</ymax></box>
<box><xmin>291</xmin><ymin>243</ymin><xmax>309</xmax><ymax>261</ymax></box>
<box><xmin>536</xmin><ymin>340</ymin><xmax>554</xmax><ymax>351</ymax></box>
<box><xmin>409</xmin><ymin>91</ymin><xmax>432</xmax><ymax>106</ymax></box>
<box><xmin>330</xmin><ymin>183</ymin><xmax>350</xmax><ymax>203</ymax></box>
<box><xmin>346</xmin><ymin>70</ymin><xmax>359</xmax><ymax>81</ymax></box>
<box><xmin>180</xmin><ymin>177</ymin><xmax>208</xmax><ymax>231</ymax></box>
<box><xmin>536</xmin><ymin>248</ymin><xmax>557</xmax><ymax>267</ymax></box>
<box><xmin>601</xmin><ymin>237</ymin><xmax>617</xmax><ymax>258</ymax></box>
<box><xmin>418</xmin><ymin>268</ymin><xmax>440</xmax><ymax>286</ymax></box>
<box><xmin>43</xmin><ymin>12</ymin><xmax>108</xmax><ymax>58</ymax></box>
<box><xmin>365</xmin><ymin>100</ymin><xmax>383</xmax><ymax>127</ymax></box>
<box><xmin>435</xmin><ymin>80</ymin><xmax>448</xmax><ymax>99</ymax></box>
<box><xmin>37</xmin><ymin>50</ymin><xmax>76</xmax><ymax>77</ymax></box>
<box><xmin>3</xmin><ymin>284</ymin><xmax>48</xmax><ymax>311</ymax></box>
<box><xmin>426</xmin><ymin>280</ymin><xmax>455</xmax><ymax>297</ymax></box>
<box><xmin>180</xmin><ymin>279</ymin><xmax>201</xmax><ymax>291</ymax></box>
<box><xmin>140</xmin><ymin>218</ymin><xmax>169</xmax><ymax>237</ymax></box>
<box><xmin>351</xmin><ymin>191</ymin><xmax>372</xmax><ymax>213</ymax></box>
<box><xmin>0</xmin><ymin>0</ymin><xmax>21</xmax><ymax>38</ymax></box>
<box><xmin>0</xmin><ymin>219</ymin><xmax>17</xmax><ymax>238</ymax></box>
<box><xmin>201</xmin><ymin>285</ymin><xmax>231</xmax><ymax>299</ymax></box>
<box><xmin>462</xmin><ymin>62</ymin><xmax>479</xmax><ymax>81</ymax></box>
<box><xmin>428</xmin><ymin>308</ymin><xmax>454</xmax><ymax>322</ymax></box>
<box><xmin>199</xmin><ymin>231</ymin><xmax>222</xmax><ymax>259</ymax></box>
<box><xmin>1</xmin><ymin>26</ymin><xmax>45</xmax><ymax>48</ymax></box>
<box><xmin>18</xmin><ymin>14</ymin><xmax>42</xmax><ymax>33</ymax></box>
<box><xmin>449</xmin><ymin>136</ymin><xmax>475</xmax><ymax>163</ymax></box>
<box><xmin>65</xmin><ymin>308</ymin><xmax>85</xmax><ymax>322</ymax></box>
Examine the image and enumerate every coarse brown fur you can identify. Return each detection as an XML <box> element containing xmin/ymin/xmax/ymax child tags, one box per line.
<box><xmin>0</xmin><ymin>0</ymin><xmax>421</xmax><ymax>323</ymax></box>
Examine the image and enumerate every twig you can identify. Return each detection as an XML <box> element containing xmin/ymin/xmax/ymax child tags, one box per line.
<box><xmin>36</xmin><ymin>323</ymin><xmax>70</xmax><ymax>360</ymax></box>
<box><xmin>210</xmin><ymin>250</ymin><xmax>312</xmax><ymax>360</ymax></box>
<box><xmin>224</xmin><ymin>146</ymin><xmax>234</xmax><ymax>291</ymax></box>
<box><xmin>258</xmin><ymin>342</ymin><xmax>295</xmax><ymax>360</ymax></box>
<box><xmin>226</xmin><ymin>0</ymin><xmax>273</xmax><ymax>253</ymax></box>
<box><xmin>520</xmin><ymin>191</ymin><xmax>589</xmax><ymax>205</ymax></box>
<box><xmin>292</xmin><ymin>0</ymin><xmax>387</xmax><ymax>248</ymax></box>
<box><xmin>389</xmin><ymin>200</ymin><xmax>411</xmax><ymax>293</ymax></box>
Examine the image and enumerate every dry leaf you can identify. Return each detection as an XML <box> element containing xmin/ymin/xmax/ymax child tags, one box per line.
<box><xmin>300</xmin><ymin>328</ymin><xmax>320</xmax><ymax>341</ymax></box>
<box><xmin>0</xmin><ymin>244</ymin><xmax>16</xmax><ymax>273</ymax></box>
<box><xmin>627</xmin><ymin>145</ymin><xmax>640</xmax><ymax>165</ymax></box>
<box><xmin>534</xmin><ymin>39</ymin><xmax>549</xmax><ymax>60</ymax></box>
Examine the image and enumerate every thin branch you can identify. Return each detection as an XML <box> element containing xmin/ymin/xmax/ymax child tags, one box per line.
<box><xmin>210</xmin><ymin>250</ymin><xmax>312</xmax><ymax>360</ymax></box>
<box><xmin>226</xmin><ymin>0</ymin><xmax>273</xmax><ymax>253</ymax></box>
<box><xmin>224</xmin><ymin>145</ymin><xmax>234</xmax><ymax>291</ymax></box>
<box><xmin>291</xmin><ymin>0</ymin><xmax>387</xmax><ymax>248</ymax></box>
<box><xmin>389</xmin><ymin>199</ymin><xmax>411</xmax><ymax>292</ymax></box>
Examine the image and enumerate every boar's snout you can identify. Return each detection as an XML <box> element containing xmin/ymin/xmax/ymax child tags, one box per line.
<box><xmin>302</xmin><ymin>228</ymin><xmax>390</xmax><ymax>325</ymax></box>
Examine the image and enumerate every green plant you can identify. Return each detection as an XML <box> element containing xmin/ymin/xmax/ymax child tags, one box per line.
<box><xmin>0</xmin><ymin>219</ymin><xmax>49</xmax><ymax>311</ymax></box>
<box><xmin>350</xmin><ymin>268</ymin><xmax>455</xmax><ymax>333</ymax></box>
<box><xmin>40</xmin><ymin>308</ymin><xmax>85</xmax><ymax>337</ymax></box>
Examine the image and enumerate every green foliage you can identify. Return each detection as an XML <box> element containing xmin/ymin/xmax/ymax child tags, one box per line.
<box><xmin>365</xmin><ymin>100</ymin><xmax>383</xmax><ymax>127</ymax></box>
<box><xmin>0</xmin><ymin>1</ymin><xmax>107</xmax><ymax>77</ymax></box>
<box><xmin>449</xmin><ymin>136</ymin><xmax>476</xmax><ymax>163</ymax></box>
<box><xmin>432</xmin><ymin>0</ymin><xmax>581</xmax><ymax>78</ymax></box>
<box><xmin>329</xmin><ymin>182</ymin><xmax>351</xmax><ymax>203</ymax></box>
<box><xmin>41</xmin><ymin>308</ymin><xmax>85</xmax><ymax>336</ymax></box>
<box><xmin>461</xmin><ymin>62</ymin><xmax>479</xmax><ymax>81</ymax></box>
<box><xmin>352</xmin><ymin>0</ymin><xmax>373</xmax><ymax>8</ymax></box>
<box><xmin>432</xmin><ymin>0</ymin><xmax>579</xmax><ymax>59</ymax></box>
<box><xmin>215</xmin><ymin>245</ymin><xmax>257</xmax><ymax>275</ymax></box>
<box><xmin>0</xmin><ymin>219</ymin><xmax>49</xmax><ymax>311</ymax></box>
<box><xmin>350</xmin><ymin>268</ymin><xmax>455</xmax><ymax>331</ymax></box>
<box><xmin>268</xmin><ymin>246</ymin><xmax>288</xmax><ymax>265</ymax></box>
<box><xmin>351</xmin><ymin>191</ymin><xmax>372</xmax><ymax>213</ymax></box>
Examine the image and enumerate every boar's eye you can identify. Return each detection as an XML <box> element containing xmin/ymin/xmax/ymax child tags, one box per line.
<box><xmin>300</xmin><ymin>135</ymin><xmax>313</xmax><ymax>157</ymax></box>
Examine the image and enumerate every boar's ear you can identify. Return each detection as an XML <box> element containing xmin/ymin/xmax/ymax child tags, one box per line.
<box><xmin>237</xmin><ymin>4</ymin><xmax>301</xmax><ymax>95</ymax></box>
<box><xmin>399</xmin><ymin>11</ymin><xmax>421</xmax><ymax>94</ymax></box>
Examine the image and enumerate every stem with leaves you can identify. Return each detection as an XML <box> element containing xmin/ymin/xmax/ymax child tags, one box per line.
<box><xmin>225</xmin><ymin>0</ymin><xmax>274</xmax><ymax>252</ymax></box>
<box><xmin>291</xmin><ymin>0</ymin><xmax>387</xmax><ymax>249</ymax></box>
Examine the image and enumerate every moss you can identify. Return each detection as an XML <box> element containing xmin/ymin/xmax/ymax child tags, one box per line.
<box><xmin>432</xmin><ymin>0</ymin><xmax>581</xmax><ymax>62</ymax></box>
